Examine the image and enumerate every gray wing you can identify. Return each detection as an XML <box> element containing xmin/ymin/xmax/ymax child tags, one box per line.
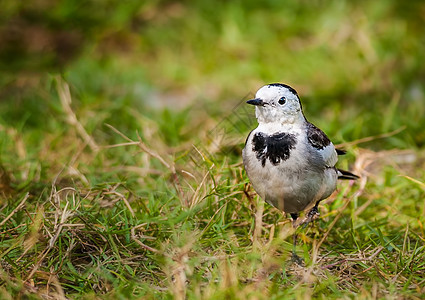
<box><xmin>306</xmin><ymin>122</ymin><xmax>338</xmax><ymax>167</ymax></box>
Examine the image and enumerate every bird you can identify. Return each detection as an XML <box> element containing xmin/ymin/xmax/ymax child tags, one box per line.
<box><xmin>242</xmin><ymin>83</ymin><xmax>358</xmax><ymax>228</ymax></box>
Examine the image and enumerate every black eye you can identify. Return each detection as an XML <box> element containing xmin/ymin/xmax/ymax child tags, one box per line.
<box><xmin>278</xmin><ymin>97</ymin><xmax>286</xmax><ymax>105</ymax></box>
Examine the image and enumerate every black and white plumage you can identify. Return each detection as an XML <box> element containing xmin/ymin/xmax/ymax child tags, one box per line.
<box><xmin>242</xmin><ymin>83</ymin><xmax>358</xmax><ymax>224</ymax></box>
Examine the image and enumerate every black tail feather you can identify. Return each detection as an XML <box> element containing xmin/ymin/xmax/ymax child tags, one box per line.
<box><xmin>337</xmin><ymin>168</ymin><xmax>359</xmax><ymax>180</ymax></box>
<box><xmin>336</xmin><ymin>149</ymin><xmax>347</xmax><ymax>155</ymax></box>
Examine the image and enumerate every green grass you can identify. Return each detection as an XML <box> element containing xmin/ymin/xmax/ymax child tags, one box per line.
<box><xmin>1</xmin><ymin>0</ymin><xmax>425</xmax><ymax>299</ymax></box>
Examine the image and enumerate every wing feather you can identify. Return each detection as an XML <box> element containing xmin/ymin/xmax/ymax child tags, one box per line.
<box><xmin>306</xmin><ymin>122</ymin><xmax>337</xmax><ymax>167</ymax></box>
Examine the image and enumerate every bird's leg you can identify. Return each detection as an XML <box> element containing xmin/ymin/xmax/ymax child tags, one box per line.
<box><xmin>292</xmin><ymin>202</ymin><xmax>321</xmax><ymax>229</ymax></box>
<box><xmin>290</xmin><ymin>213</ymin><xmax>304</xmax><ymax>265</ymax></box>
<box><xmin>290</xmin><ymin>213</ymin><xmax>299</xmax><ymax>228</ymax></box>
<box><xmin>294</xmin><ymin>202</ymin><xmax>321</xmax><ymax>229</ymax></box>
<box><xmin>305</xmin><ymin>201</ymin><xmax>320</xmax><ymax>225</ymax></box>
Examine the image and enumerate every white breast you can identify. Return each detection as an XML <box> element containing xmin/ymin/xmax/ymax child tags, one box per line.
<box><xmin>242</xmin><ymin>122</ymin><xmax>338</xmax><ymax>214</ymax></box>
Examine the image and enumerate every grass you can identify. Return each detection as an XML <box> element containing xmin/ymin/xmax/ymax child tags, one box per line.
<box><xmin>1</xmin><ymin>0</ymin><xmax>425</xmax><ymax>299</ymax></box>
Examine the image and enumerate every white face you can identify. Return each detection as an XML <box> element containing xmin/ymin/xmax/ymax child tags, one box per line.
<box><xmin>253</xmin><ymin>84</ymin><xmax>304</xmax><ymax>124</ymax></box>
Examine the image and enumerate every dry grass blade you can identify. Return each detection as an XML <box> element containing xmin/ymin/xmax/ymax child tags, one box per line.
<box><xmin>312</xmin><ymin>173</ymin><xmax>367</xmax><ymax>263</ymax></box>
<box><xmin>336</xmin><ymin>126</ymin><xmax>405</xmax><ymax>148</ymax></box>
<box><xmin>105</xmin><ymin>123</ymin><xmax>173</xmax><ymax>171</ymax></box>
<box><xmin>104</xmin><ymin>186</ymin><xmax>135</xmax><ymax>218</ymax></box>
<box><xmin>0</xmin><ymin>192</ymin><xmax>29</xmax><ymax>227</ymax></box>
<box><xmin>26</xmin><ymin>187</ymin><xmax>81</xmax><ymax>281</ymax></box>
<box><xmin>104</xmin><ymin>123</ymin><xmax>186</xmax><ymax>202</ymax></box>
<box><xmin>252</xmin><ymin>196</ymin><xmax>264</xmax><ymax>247</ymax></box>
<box><xmin>344</xmin><ymin>246</ymin><xmax>384</xmax><ymax>262</ymax></box>
<box><xmin>131</xmin><ymin>224</ymin><xmax>160</xmax><ymax>254</ymax></box>
<box><xmin>189</xmin><ymin>164</ymin><xmax>214</xmax><ymax>209</ymax></box>
<box><xmin>399</xmin><ymin>175</ymin><xmax>425</xmax><ymax>190</ymax></box>
<box><xmin>56</xmin><ymin>76</ymin><xmax>99</xmax><ymax>153</ymax></box>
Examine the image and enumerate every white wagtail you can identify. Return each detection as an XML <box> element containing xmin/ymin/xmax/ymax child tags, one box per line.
<box><xmin>243</xmin><ymin>83</ymin><xmax>358</xmax><ymax>227</ymax></box>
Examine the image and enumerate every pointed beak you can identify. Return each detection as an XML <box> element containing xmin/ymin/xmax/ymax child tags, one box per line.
<box><xmin>246</xmin><ymin>98</ymin><xmax>265</xmax><ymax>106</ymax></box>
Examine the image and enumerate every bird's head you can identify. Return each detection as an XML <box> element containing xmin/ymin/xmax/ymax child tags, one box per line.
<box><xmin>247</xmin><ymin>83</ymin><xmax>305</xmax><ymax>124</ymax></box>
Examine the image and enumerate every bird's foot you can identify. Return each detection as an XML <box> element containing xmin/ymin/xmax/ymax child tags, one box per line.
<box><xmin>291</xmin><ymin>206</ymin><xmax>320</xmax><ymax>228</ymax></box>
<box><xmin>303</xmin><ymin>206</ymin><xmax>320</xmax><ymax>228</ymax></box>
<box><xmin>291</xmin><ymin>251</ymin><xmax>305</xmax><ymax>266</ymax></box>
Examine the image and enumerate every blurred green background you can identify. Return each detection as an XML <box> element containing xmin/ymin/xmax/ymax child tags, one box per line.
<box><xmin>1</xmin><ymin>0</ymin><xmax>424</xmax><ymax>148</ymax></box>
<box><xmin>1</xmin><ymin>0</ymin><xmax>425</xmax><ymax>298</ymax></box>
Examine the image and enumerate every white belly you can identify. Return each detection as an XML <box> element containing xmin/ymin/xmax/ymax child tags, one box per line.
<box><xmin>242</xmin><ymin>129</ymin><xmax>338</xmax><ymax>214</ymax></box>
